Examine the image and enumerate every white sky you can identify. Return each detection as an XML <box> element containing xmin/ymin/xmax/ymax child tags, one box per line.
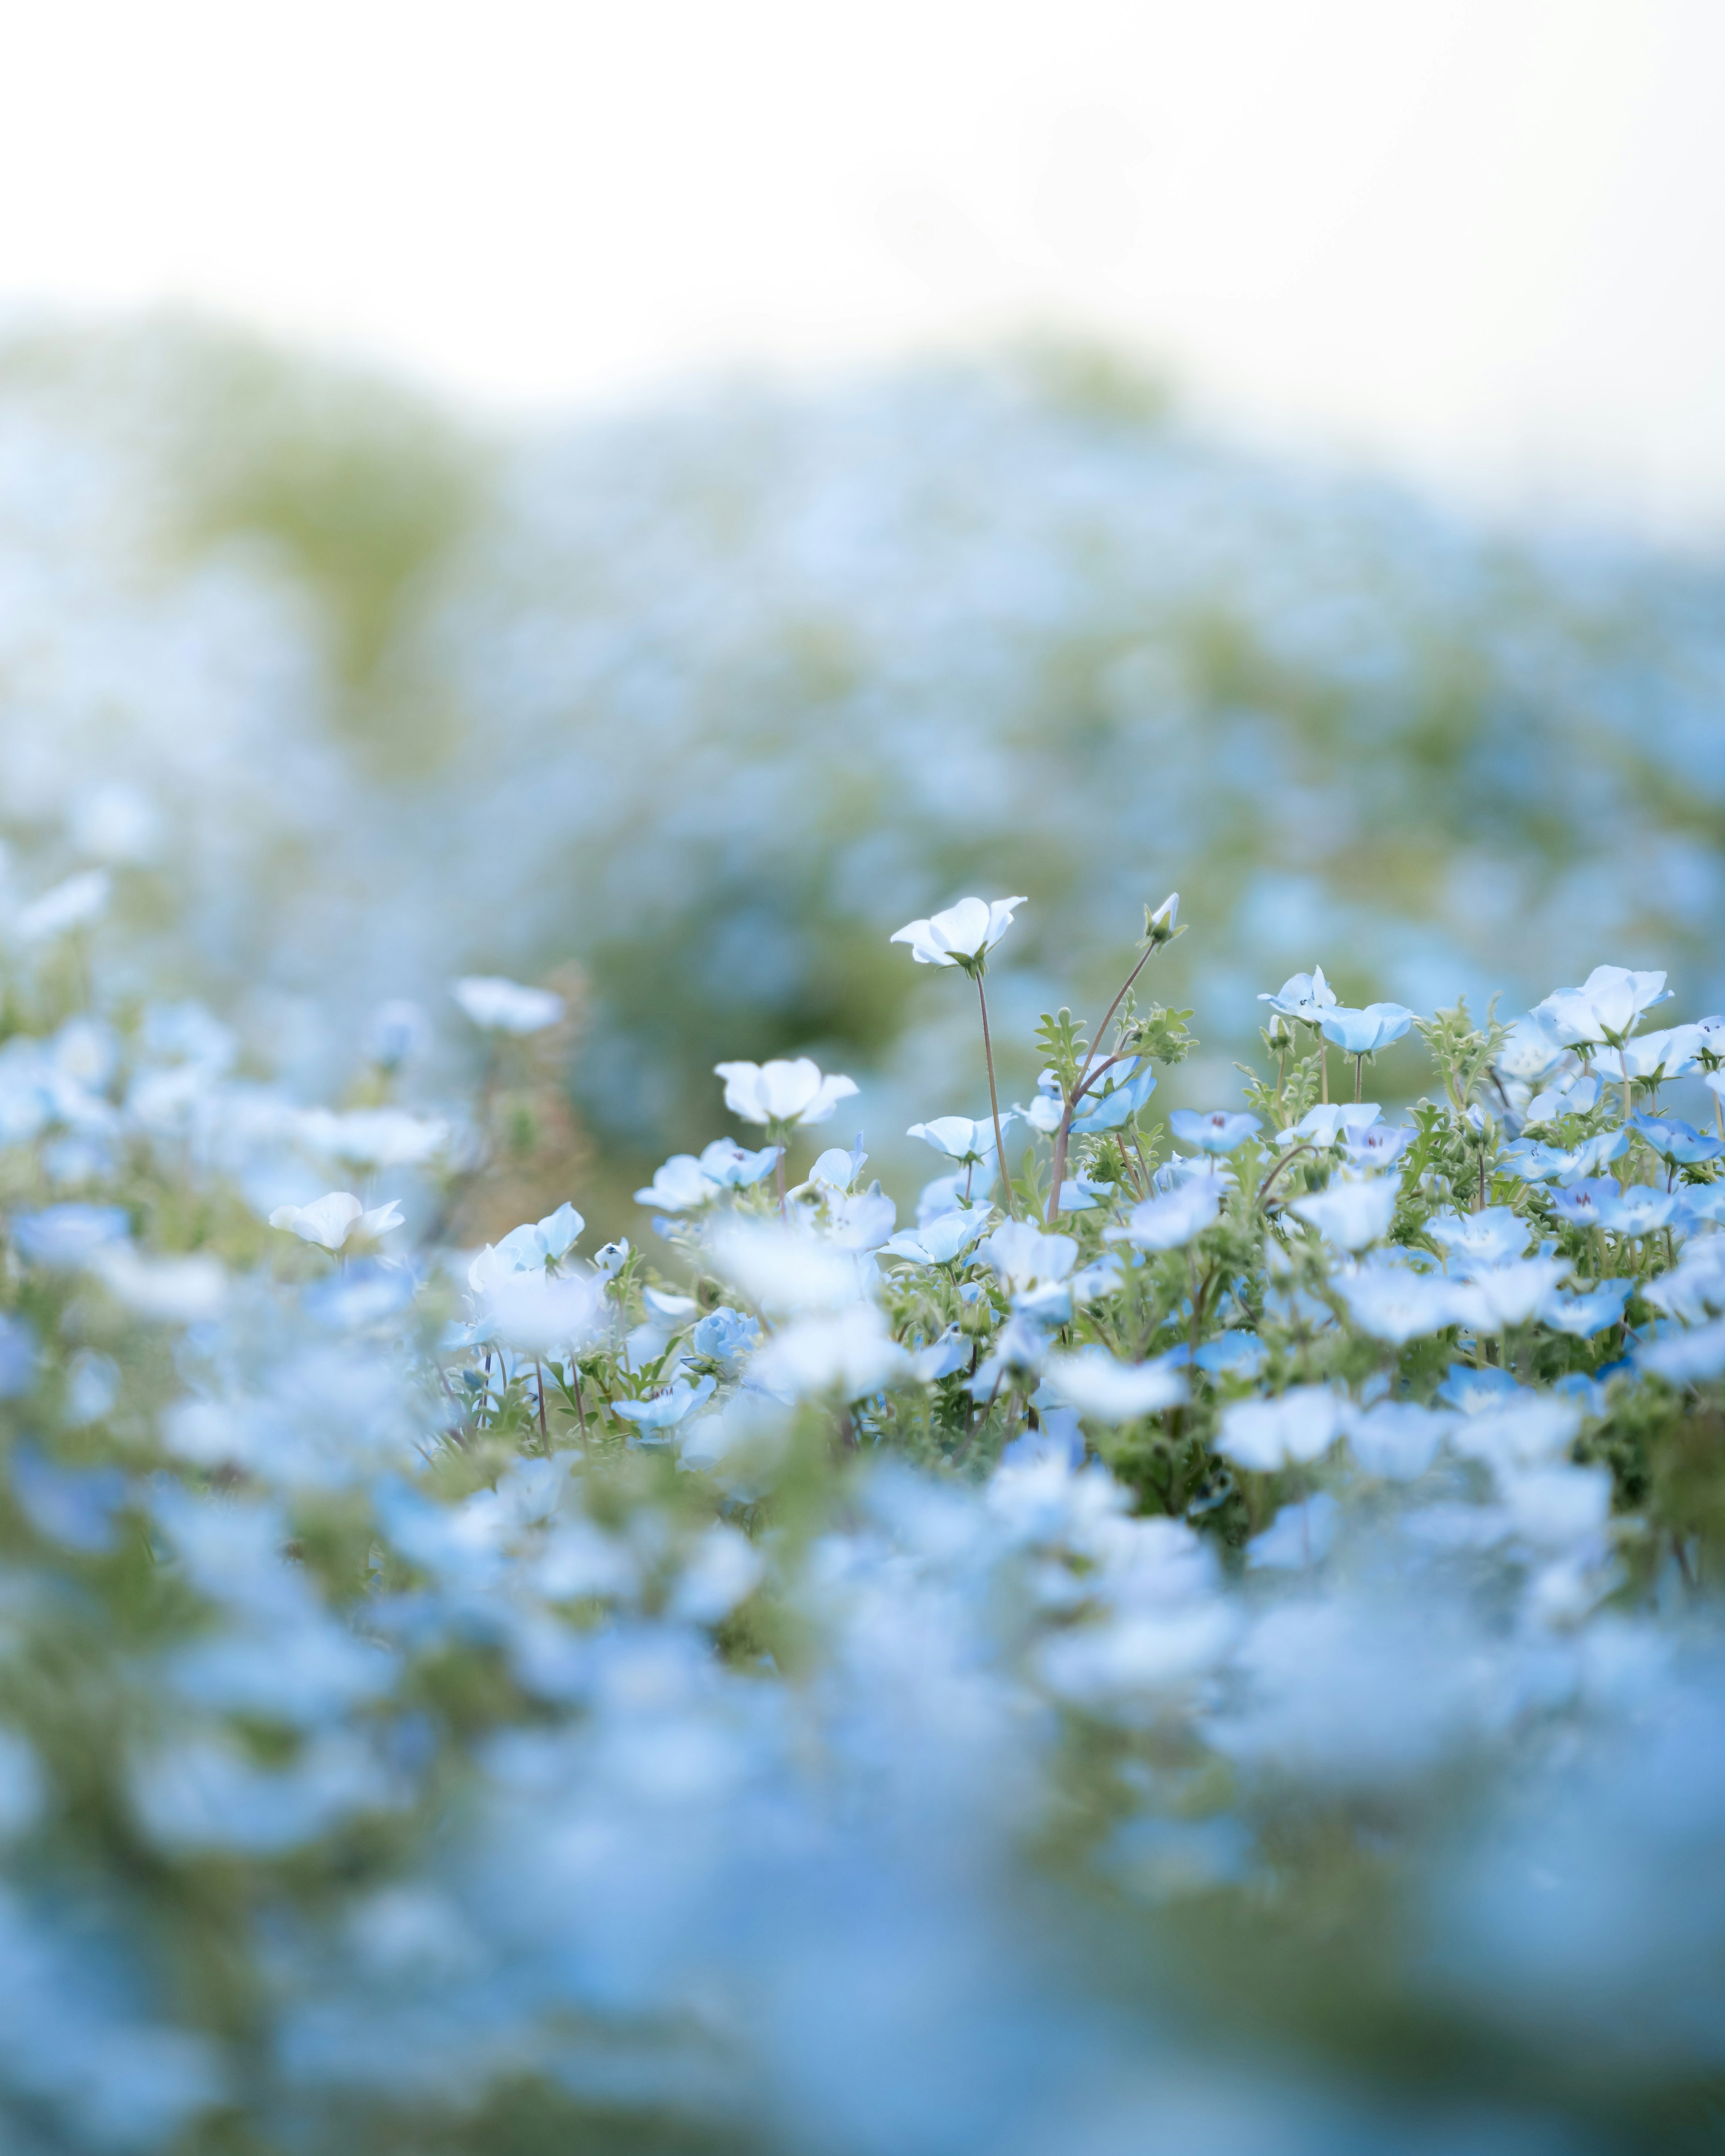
<box><xmin>3</xmin><ymin>0</ymin><xmax>1723</xmax><ymax>535</ymax></box>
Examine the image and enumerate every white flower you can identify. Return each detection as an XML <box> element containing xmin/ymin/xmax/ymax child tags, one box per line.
<box><xmin>906</xmin><ymin>1114</ymin><xmax>1010</xmax><ymax>1162</ymax></box>
<box><xmin>751</xmin><ymin>1306</ymin><xmax>909</xmax><ymax>1400</ymax></box>
<box><xmin>889</xmin><ymin>895</ymin><xmax>1027</xmax><ymax>969</ymax></box>
<box><xmin>450</xmin><ymin>976</ymin><xmax>565</xmax><ymax>1034</ymax></box>
<box><xmin>880</xmin><ymin>1212</ymin><xmax>990</xmax><ymax>1267</ymax></box>
<box><xmin>1217</xmin><ymin>1385</ymin><xmax>1346</xmax><ymax>1470</ymax></box>
<box><xmin>15</xmin><ymin>871</ymin><xmax>111</xmax><ymax>945</ymax></box>
<box><xmin>1289</xmin><ymin>1174</ymin><xmax>1397</xmax><ymax>1253</ymax></box>
<box><xmin>94</xmin><ymin>1246</ymin><xmax>228</xmax><ymax>1322</ymax></box>
<box><xmin>713</xmin><ymin>1057</ymin><xmax>858</xmax><ymax>1128</ymax></box>
<box><xmin>295</xmin><ymin>1108</ymin><xmax>449</xmax><ymax>1168</ymax></box>
<box><xmin>1040</xmin><ymin>1348</ymin><xmax>1187</xmax><ymax>1423</ymax></box>
<box><xmin>481</xmin><ymin>1268</ymin><xmax>607</xmax><ymax>1356</ymax></box>
<box><xmin>268</xmin><ymin>1193</ymin><xmax>404</xmax><ymax>1251</ymax></box>
<box><xmin>633</xmin><ymin>1154</ymin><xmax>715</xmax><ymax>1212</ymax></box>
<box><xmin>1532</xmin><ymin>964</ymin><xmax>1670</xmax><ymax>1046</ymax></box>
<box><xmin>1592</xmin><ymin>1024</ymin><xmax>1705</xmax><ymax>1081</ymax></box>
<box><xmin>982</xmin><ymin>1221</ymin><xmax>1077</xmax><ymax>1295</ymax></box>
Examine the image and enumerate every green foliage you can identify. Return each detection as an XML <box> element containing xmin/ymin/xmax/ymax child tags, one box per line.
<box><xmin>1414</xmin><ymin>996</ymin><xmax>1510</xmax><ymax>1115</ymax></box>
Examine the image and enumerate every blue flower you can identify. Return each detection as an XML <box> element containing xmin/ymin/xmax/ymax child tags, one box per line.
<box><xmin>1258</xmin><ymin>967</ymin><xmax>1338</xmax><ymax>1023</ymax></box>
<box><xmin>1169</xmin><ymin>1109</ymin><xmax>1261</xmax><ymax>1155</ymax></box>
<box><xmin>1628</xmin><ymin>1111</ymin><xmax>1725</xmax><ymax>1165</ymax></box>
<box><xmin>1318</xmin><ymin>1003</ymin><xmax>1414</xmax><ymax>1056</ymax></box>
<box><xmin>1069</xmin><ymin>1058</ymin><xmax>1156</xmax><ymax>1135</ymax></box>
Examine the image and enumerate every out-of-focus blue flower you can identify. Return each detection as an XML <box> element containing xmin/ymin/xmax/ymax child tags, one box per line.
<box><xmin>1593</xmin><ymin>1024</ymin><xmax>1706</xmax><ymax>1081</ymax></box>
<box><xmin>1426</xmin><ymin>1206</ymin><xmax>1531</xmax><ymax>1272</ymax></box>
<box><xmin>1040</xmin><ymin>1347</ymin><xmax>1186</xmax><ymax>1423</ymax></box>
<box><xmin>1108</xmin><ymin>1175</ymin><xmax>1222</xmax><ymax>1250</ymax></box>
<box><xmin>881</xmin><ymin>1211</ymin><xmax>989</xmax><ymax>1266</ymax></box>
<box><xmin>613</xmin><ymin>1374</ymin><xmax>718</xmax><ymax>1437</ymax></box>
<box><xmin>1543</xmin><ymin>1279</ymin><xmax>1632</xmax><ymax>1336</ymax></box>
<box><xmin>889</xmin><ymin>895</ymin><xmax>1026</xmax><ymax>969</ymax></box>
<box><xmin>449</xmin><ymin>976</ymin><xmax>565</xmax><ymax>1034</ymax></box>
<box><xmin>1218</xmin><ymin>1384</ymin><xmax>1346</xmax><ymax>1469</ymax></box>
<box><xmin>1318</xmin><ymin>1003</ymin><xmax>1414</xmax><ymax>1056</ymax></box>
<box><xmin>1289</xmin><ymin>1175</ymin><xmax>1397</xmax><ymax>1252</ymax></box>
<box><xmin>12</xmin><ymin>1202</ymin><xmax>129</xmax><ymax>1266</ymax></box>
<box><xmin>1170</xmin><ymin>1109</ymin><xmax>1262</xmax><ymax>1155</ymax></box>
<box><xmin>1338</xmin><ymin>1266</ymin><xmax>1469</xmax><ymax>1344</ymax></box>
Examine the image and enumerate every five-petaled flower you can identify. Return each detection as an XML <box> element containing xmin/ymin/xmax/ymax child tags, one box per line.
<box><xmin>714</xmin><ymin>1058</ymin><xmax>859</xmax><ymax>1129</ymax></box>
<box><xmin>890</xmin><ymin>896</ymin><xmax>1026</xmax><ymax>973</ymax></box>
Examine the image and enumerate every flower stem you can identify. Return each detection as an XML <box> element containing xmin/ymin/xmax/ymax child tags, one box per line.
<box><xmin>976</xmin><ymin>970</ymin><xmax>1014</xmax><ymax>1220</ymax></box>
<box><xmin>1354</xmin><ymin>1053</ymin><xmax>1364</xmax><ymax>1103</ymax></box>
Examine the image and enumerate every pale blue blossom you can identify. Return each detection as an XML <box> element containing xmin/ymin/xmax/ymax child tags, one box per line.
<box><xmin>1069</xmin><ymin>1059</ymin><xmax>1157</xmax><ymax>1135</ymax></box>
<box><xmin>1169</xmin><ymin>1109</ymin><xmax>1261</xmax><ymax>1155</ymax></box>
<box><xmin>1425</xmin><ymin>1206</ymin><xmax>1531</xmax><ymax>1272</ymax></box>
<box><xmin>1457</xmin><ymin>1257</ymin><xmax>1572</xmax><ymax>1333</ymax></box>
<box><xmin>1337</xmin><ymin>1267</ymin><xmax>1468</xmax><ymax>1343</ymax></box>
<box><xmin>1040</xmin><ymin>1347</ymin><xmax>1186</xmax><ymax>1423</ymax></box>
<box><xmin>1218</xmin><ymin>1385</ymin><xmax>1347</xmax><ymax>1469</ymax></box>
<box><xmin>1319</xmin><ymin>1003</ymin><xmax>1415</xmax><ymax>1055</ymax></box>
<box><xmin>1542</xmin><ymin>1279</ymin><xmax>1632</xmax><ymax>1336</ymax></box>
<box><xmin>12</xmin><ymin>1202</ymin><xmax>128</xmax><ymax>1266</ymax></box>
<box><xmin>1628</xmin><ymin>1112</ymin><xmax>1725</xmax><ymax>1165</ymax></box>
<box><xmin>1109</xmin><ymin>1176</ymin><xmax>1222</xmax><ymax>1250</ymax></box>
<box><xmin>1248</xmin><ymin>1492</ymin><xmax>1339</xmax><ymax>1568</ymax></box>
<box><xmin>1276</xmin><ymin>1102</ymin><xmax>1381</xmax><ymax>1147</ymax></box>
<box><xmin>881</xmin><ymin>1211</ymin><xmax>989</xmax><ymax>1266</ymax></box>
<box><xmin>1258</xmin><ymin>967</ymin><xmax>1338</xmax><ymax>1023</ymax></box>
<box><xmin>613</xmin><ymin>1374</ymin><xmax>718</xmax><ymax>1436</ymax></box>
<box><xmin>1340</xmin><ymin>1122</ymin><xmax>1415</xmax><ymax>1170</ymax></box>
<box><xmin>1289</xmin><ymin>1174</ymin><xmax>1397</xmax><ymax>1252</ymax></box>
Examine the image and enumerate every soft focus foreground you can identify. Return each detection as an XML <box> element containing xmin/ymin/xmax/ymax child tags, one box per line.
<box><xmin>0</xmin><ymin>853</ymin><xmax>1722</xmax><ymax>2152</ymax></box>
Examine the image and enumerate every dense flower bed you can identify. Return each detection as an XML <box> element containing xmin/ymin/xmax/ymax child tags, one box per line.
<box><xmin>0</xmin><ymin>880</ymin><xmax>1721</xmax><ymax>2152</ymax></box>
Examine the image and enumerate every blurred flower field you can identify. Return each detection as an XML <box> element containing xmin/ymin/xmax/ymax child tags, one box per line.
<box><xmin>0</xmin><ymin>325</ymin><xmax>1723</xmax><ymax>2154</ymax></box>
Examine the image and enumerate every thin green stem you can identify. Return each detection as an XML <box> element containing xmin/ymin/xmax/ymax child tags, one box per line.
<box><xmin>976</xmin><ymin>970</ymin><xmax>1015</xmax><ymax>1220</ymax></box>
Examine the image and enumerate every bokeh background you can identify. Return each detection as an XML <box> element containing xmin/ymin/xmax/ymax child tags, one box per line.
<box><xmin>3</xmin><ymin>1</ymin><xmax>1723</xmax><ymax>1233</ymax></box>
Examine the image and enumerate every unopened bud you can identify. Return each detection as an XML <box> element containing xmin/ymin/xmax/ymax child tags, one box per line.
<box><xmin>1145</xmin><ymin>892</ymin><xmax>1180</xmax><ymax>945</ymax></box>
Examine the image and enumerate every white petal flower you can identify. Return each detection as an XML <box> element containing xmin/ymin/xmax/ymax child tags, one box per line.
<box><xmin>268</xmin><ymin>1193</ymin><xmax>402</xmax><ymax>1251</ymax></box>
<box><xmin>450</xmin><ymin>976</ymin><xmax>566</xmax><ymax>1034</ymax></box>
<box><xmin>889</xmin><ymin>895</ymin><xmax>1027</xmax><ymax>968</ymax></box>
<box><xmin>713</xmin><ymin>1057</ymin><xmax>858</xmax><ymax>1128</ymax></box>
<box><xmin>1040</xmin><ymin>1348</ymin><xmax>1187</xmax><ymax>1423</ymax></box>
<box><xmin>1532</xmin><ymin>964</ymin><xmax>1670</xmax><ymax>1046</ymax></box>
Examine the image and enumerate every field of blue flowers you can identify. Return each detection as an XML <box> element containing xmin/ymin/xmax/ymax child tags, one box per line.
<box><xmin>1</xmin><ymin>329</ymin><xmax>1725</xmax><ymax>2153</ymax></box>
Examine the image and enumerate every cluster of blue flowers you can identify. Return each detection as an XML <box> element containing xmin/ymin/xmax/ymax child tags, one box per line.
<box><xmin>0</xmin><ymin>866</ymin><xmax>1721</xmax><ymax>2154</ymax></box>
